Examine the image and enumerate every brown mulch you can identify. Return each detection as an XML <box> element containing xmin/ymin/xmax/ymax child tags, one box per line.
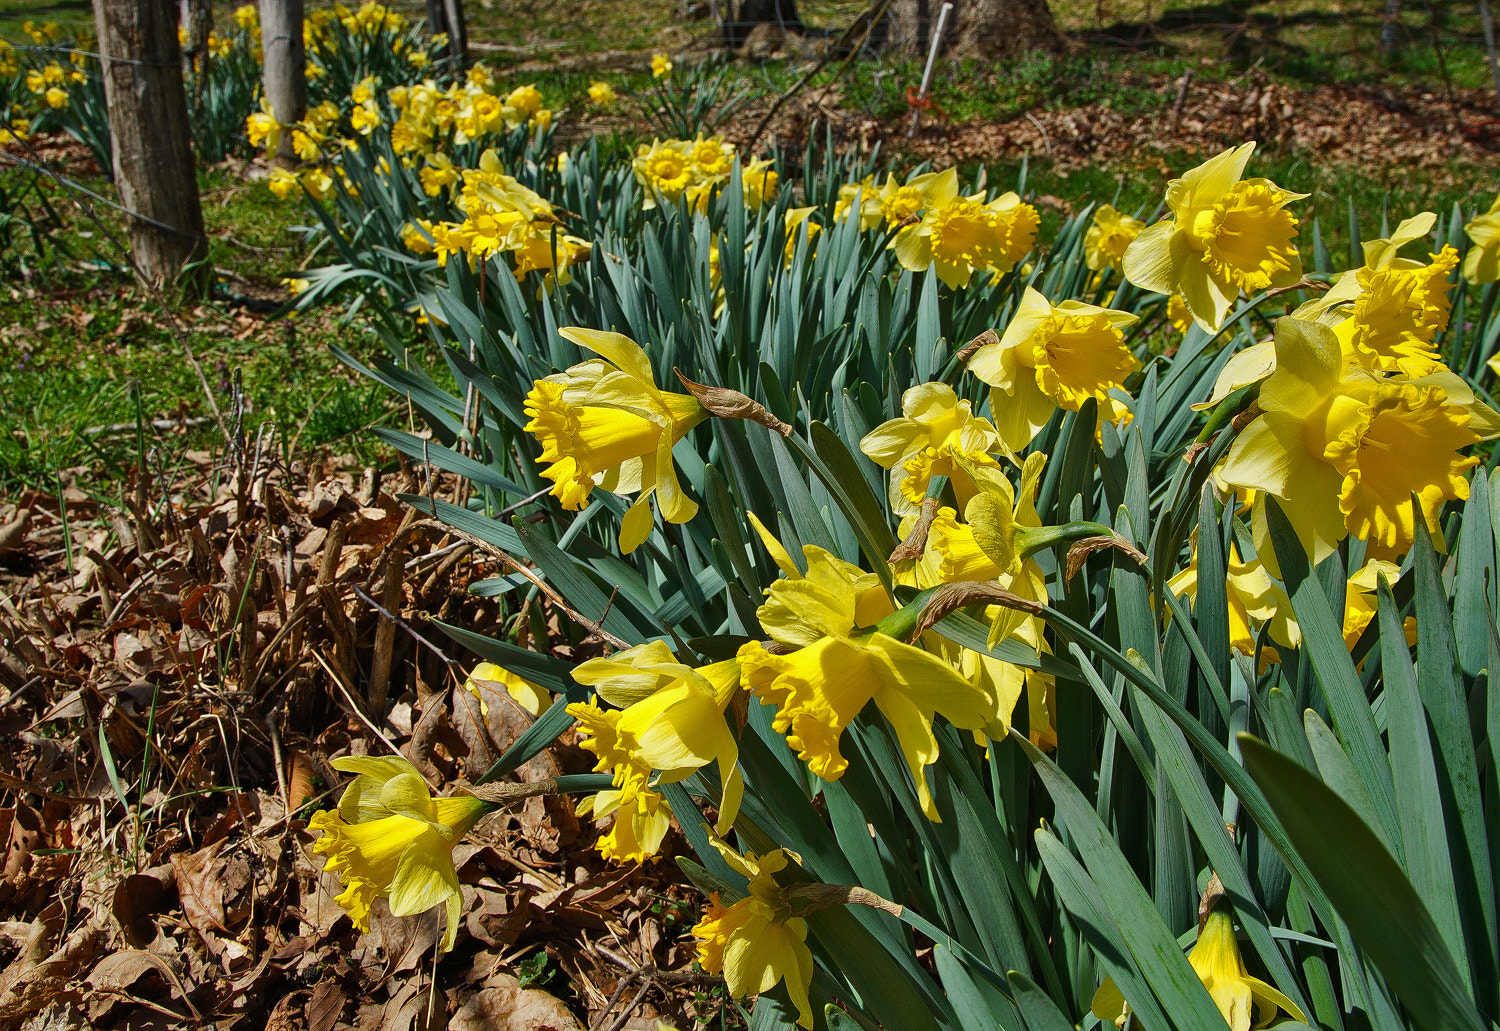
<box><xmin>0</xmin><ymin>443</ymin><xmax>719</xmax><ymax>1031</ymax></box>
<box><xmin>899</xmin><ymin>79</ymin><xmax>1500</xmax><ymax>176</ymax></box>
<box><xmin>709</xmin><ymin>72</ymin><xmax>1500</xmax><ymax>183</ymax></box>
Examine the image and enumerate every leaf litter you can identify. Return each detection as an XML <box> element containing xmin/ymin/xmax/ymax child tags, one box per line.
<box><xmin>0</xmin><ymin>428</ymin><xmax>728</xmax><ymax>1030</ymax></box>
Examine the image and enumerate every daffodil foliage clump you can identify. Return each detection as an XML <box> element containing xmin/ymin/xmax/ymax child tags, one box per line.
<box><xmin>280</xmin><ymin>57</ymin><xmax>1500</xmax><ymax>1029</ymax></box>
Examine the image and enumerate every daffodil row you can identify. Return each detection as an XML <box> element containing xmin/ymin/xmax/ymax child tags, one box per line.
<box><xmin>0</xmin><ymin>26</ymin><xmax>92</xmax><ymax>136</ymax></box>
<box><xmin>302</xmin><ymin>132</ymin><xmax>1500</xmax><ymax>1030</ymax></box>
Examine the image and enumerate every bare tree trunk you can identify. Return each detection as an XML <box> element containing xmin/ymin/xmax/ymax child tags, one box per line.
<box><xmin>1480</xmin><ymin>0</ymin><xmax>1500</xmax><ymax>115</ymax></box>
<box><xmin>93</xmin><ymin>0</ymin><xmax>209</xmax><ymax>295</ymax></box>
<box><xmin>427</xmin><ymin>0</ymin><xmax>467</xmax><ymax>69</ymax></box>
<box><xmin>724</xmin><ymin>0</ymin><xmax>802</xmax><ymax>46</ymax></box>
<box><xmin>1380</xmin><ymin>0</ymin><xmax>1401</xmax><ymax>57</ymax></box>
<box><xmin>260</xmin><ymin>0</ymin><xmax>306</xmax><ymax>167</ymax></box>
<box><xmin>180</xmin><ymin>0</ymin><xmax>211</xmax><ymax>99</ymax></box>
<box><xmin>888</xmin><ymin>0</ymin><xmax>1061</xmax><ymax>59</ymax></box>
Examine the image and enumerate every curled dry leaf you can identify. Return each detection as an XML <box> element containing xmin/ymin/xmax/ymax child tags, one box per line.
<box><xmin>449</xmin><ymin>973</ymin><xmax>583</xmax><ymax>1031</ymax></box>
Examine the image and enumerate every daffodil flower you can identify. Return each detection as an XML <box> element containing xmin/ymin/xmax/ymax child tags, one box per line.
<box><xmin>1463</xmin><ymin>192</ymin><xmax>1500</xmax><ymax>285</ymax></box>
<box><xmin>1215</xmin><ymin>316</ymin><xmax>1483</xmax><ymax>560</ymax></box>
<box><xmin>587</xmin><ymin>80</ymin><xmax>618</xmax><ymax>106</ymax></box>
<box><xmin>1167</xmin><ymin>542</ymin><xmax>1298</xmax><ymax>658</ymax></box>
<box><xmin>892</xmin><ymin>184</ymin><xmax>1039</xmax><ymax>288</ymax></box>
<box><xmin>743</xmin><ymin>157</ymin><xmax>779</xmax><ymax>211</ymax></box>
<box><xmin>1085</xmin><ymin>204</ymin><xmax>1145</xmax><ymax>273</ymax></box>
<box><xmin>1167</xmin><ymin>293</ymin><xmax>1194</xmax><ymax>335</ymax></box>
<box><xmin>523</xmin><ymin>328</ymin><xmax>708</xmax><ymax>553</ymax></box>
<box><xmin>907</xmin><ymin>452</ymin><xmax>1059</xmax><ymax>747</ymax></box>
<box><xmin>632</xmin><ymin>139</ymin><xmax>696</xmax><ymax>208</ymax></box>
<box><xmin>571</xmin><ymin>641</ymin><xmax>744</xmax><ymax>838</ymax></box>
<box><xmin>968</xmin><ymin>287</ymin><xmax>1139</xmax><ymax>455</ymax></box>
<box><xmin>568</xmin><ymin>700</ymin><xmax>673</xmax><ymax>862</ymax></box>
<box><xmin>860</xmin><ymin>382</ymin><xmax>1006</xmax><ymax>516</ymax></box>
<box><xmin>877</xmin><ymin>167</ymin><xmax>957</xmax><ymax>226</ymax></box>
<box><xmin>835</xmin><ymin>175</ymin><xmax>881</xmax><ymax>229</ymax></box>
<box><xmin>738</xmin><ymin>515</ymin><xmax>995</xmax><ymax>820</ymax></box>
<box><xmin>1292</xmin><ymin>212</ymin><xmax>1458</xmax><ymax>377</ymax></box>
<box><xmin>1341</xmin><ymin>558</ymin><xmax>1414</xmax><ymax>649</ymax></box>
<box><xmin>245</xmin><ymin>97</ymin><xmax>281</xmax><ymax>153</ymax></box>
<box><xmin>1092</xmin><ymin>909</ymin><xmax>1306</xmax><ymax>1031</ymax></box>
<box><xmin>1123</xmin><ymin>142</ymin><xmax>1307</xmax><ymax>331</ymax></box>
<box><xmin>464</xmin><ymin>661</ymin><xmax>552</xmax><ymax>717</ymax></box>
<box><xmin>692</xmin><ymin>838</ymin><xmax>815</xmax><ymax>1028</ymax></box>
<box><xmin>310</xmin><ymin>756</ymin><xmax>491</xmax><ymax>951</ymax></box>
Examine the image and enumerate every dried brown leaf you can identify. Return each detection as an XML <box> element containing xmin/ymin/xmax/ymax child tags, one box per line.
<box><xmin>449</xmin><ymin>975</ymin><xmax>583</xmax><ymax>1031</ymax></box>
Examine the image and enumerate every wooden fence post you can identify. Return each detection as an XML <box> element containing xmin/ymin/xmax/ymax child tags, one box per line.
<box><xmin>93</xmin><ymin>0</ymin><xmax>209</xmax><ymax>296</ymax></box>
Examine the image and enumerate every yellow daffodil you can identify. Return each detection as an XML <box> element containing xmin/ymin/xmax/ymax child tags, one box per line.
<box><xmin>350</xmin><ymin>100</ymin><xmax>381</xmax><ymax>135</ymax></box>
<box><xmin>1340</xmin><ymin>558</ymin><xmax>1416</xmax><ymax>649</ymax></box>
<box><xmin>692</xmin><ymin>838</ymin><xmax>815</xmax><ymax>1028</ymax></box>
<box><xmin>570</xmin><ymin>641</ymin><xmax>743</xmax><ymax>836</ymax></box>
<box><xmin>1463</xmin><ymin>192</ymin><xmax>1500</xmax><ymax>285</ymax></box>
<box><xmin>783</xmin><ymin>206</ymin><xmax>820</xmax><ymax>265</ymax></box>
<box><xmin>691</xmin><ymin>135</ymin><xmax>736</xmax><ymax>179</ymax></box>
<box><xmin>1167</xmin><ymin>292</ymin><xmax>1193</xmax><ymax>335</ymax></box>
<box><xmin>505</xmin><ymin>84</ymin><xmax>543</xmax><ymax>118</ymax></box>
<box><xmin>738</xmin><ymin>516</ymin><xmax>995</xmax><ymax>820</ymax></box>
<box><xmin>893</xmin><ymin>187</ymin><xmax>1039</xmax><ymax>289</ymax></box>
<box><xmin>464</xmin><ymin>661</ymin><xmax>552</xmax><ymax>717</ymax></box>
<box><xmin>233</xmin><ymin>3</ymin><xmax>258</xmax><ymax>30</ymax></box>
<box><xmin>1293</xmin><ymin>213</ymin><xmax>1458</xmax><ymax>377</ymax></box>
<box><xmin>1215</xmin><ymin>316</ymin><xmax>1483</xmax><ymax>560</ymax></box>
<box><xmin>633</xmin><ymin>139</ymin><xmax>696</xmax><ymax>209</ymax></box>
<box><xmin>835</xmin><ymin>175</ymin><xmax>882</xmax><ymax>230</ymax></box>
<box><xmin>523</xmin><ymin>328</ymin><xmax>708</xmax><ymax>552</ymax></box>
<box><xmin>1168</xmin><ymin>542</ymin><xmax>1298</xmax><ymax>657</ymax></box>
<box><xmin>587</xmin><ymin>80</ymin><xmax>618</xmax><ymax>106</ymax></box>
<box><xmin>743</xmin><ymin>157</ymin><xmax>779</xmax><ymax>210</ymax></box>
<box><xmin>877</xmin><ymin>168</ymin><xmax>956</xmax><ymax>226</ymax></box>
<box><xmin>267</xmin><ymin>166</ymin><xmax>299</xmax><ymax>200</ymax></box>
<box><xmin>569</xmin><ymin>701</ymin><xmax>673</xmax><ymax>862</ymax></box>
<box><xmin>245</xmin><ymin>98</ymin><xmax>280</xmax><ymax>153</ymax></box>
<box><xmin>1085</xmin><ymin>204</ymin><xmax>1145</xmax><ymax>273</ymax></box>
<box><xmin>1093</xmin><ymin>908</ymin><xmax>1305</xmax><ymax>1031</ymax></box>
<box><xmin>1123</xmin><ymin>142</ymin><xmax>1307</xmax><ymax>331</ymax></box>
<box><xmin>310</xmin><ymin>756</ymin><xmax>490</xmax><ymax>951</ymax></box>
<box><xmin>651</xmin><ymin>52</ymin><xmax>673</xmax><ymax>78</ymax></box>
<box><xmin>968</xmin><ymin>286</ymin><xmax>1138</xmax><ymax>455</ymax></box>
<box><xmin>912</xmin><ymin>452</ymin><xmax>1059</xmax><ymax>747</ymax></box>
<box><xmin>44</xmin><ymin>85</ymin><xmax>68</xmax><ymax>109</ymax></box>
<box><xmin>859</xmin><ymin>382</ymin><xmax>1005</xmax><ymax>516</ymax></box>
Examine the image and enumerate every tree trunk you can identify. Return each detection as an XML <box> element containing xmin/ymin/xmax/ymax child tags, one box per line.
<box><xmin>723</xmin><ymin>0</ymin><xmax>802</xmax><ymax>47</ymax></box>
<box><xmin>180</xmin><ymin>0</ymin><xmax>211</xmax><ymax>98</ymax></box>
<box><xmin>93</xmin><ymin>0</ymin><xmax>209</xmax><ymax>295</ymax></box>
<box><xmin>887</xmin><ymin>0</ymin><xmax>1062</xmax><ymax>59</ymax></box>
<box><xmin>260</xmin><ymin>0</ymin><xmax>306</xmax><ymax>166</ymax></box>
<box><xmin>1379</xmin><ymin>0</ymin><xmax>1401</xmax><ymax>57</ymax></box>
<box><xmin>427</xmin><ymin>0</ymin><xmax>467</xmax><ymax>69</ymax></box>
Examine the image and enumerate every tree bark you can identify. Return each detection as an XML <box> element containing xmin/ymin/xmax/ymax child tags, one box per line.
<box><xmin>887</xmin><ymin>0</ymin><xmax>1062</xmax><ymax>59</ymax></box>
<box><xmin>180</xmin><ymin>0</ymin><xmax>211</xmax><ymax>96</ymax></box>
<box><xmin>93</xmin><ymin>0</ymin><xmax>209</xmax><ymax>295</ymax></box>
<box><xmin>260</xmin><ymin>0</ymin><xmax>306</xmax><ymax>166</ymax></box>
<box><xmin>427</xmin><ymin>0</ymin><xmax>467</xmax><ymax>69</ymax></box>
<box><xmin>1379</xmin><ymin>0</ymin><xmax>1401</xmax><ymax>57</ymax></box>
<box><xmin>723</xmin><ymin>0</ymin><xmax>802</xmax><ymax>47</ymax></box>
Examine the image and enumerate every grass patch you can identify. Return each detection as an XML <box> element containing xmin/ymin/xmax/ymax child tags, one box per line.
<box><xmin>0</xmin><ymin>166</ymin><xmax>403</xmax><ymax>497</ymax></box>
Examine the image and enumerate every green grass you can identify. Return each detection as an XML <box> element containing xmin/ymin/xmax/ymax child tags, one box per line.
<box><xmin>1</xmin><ymin>0</ymin><xmax>1495</xmax><ymax>499</ymax></box>
<box><xmin>0</xmin><ymin>166</ymin><xmax>403</xmax><ymax>496</ymax></box>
